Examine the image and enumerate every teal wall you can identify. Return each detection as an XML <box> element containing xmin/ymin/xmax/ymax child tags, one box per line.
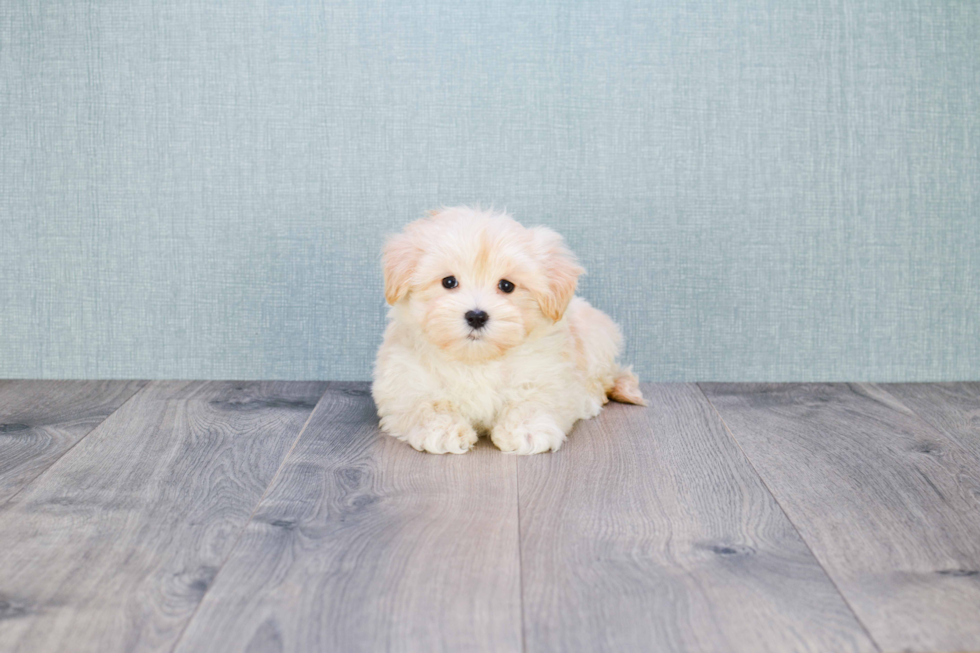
<box><xmin>1</xmin><ymin>0</ymin><xmax>978</xmax><ymax>381</ymax></box>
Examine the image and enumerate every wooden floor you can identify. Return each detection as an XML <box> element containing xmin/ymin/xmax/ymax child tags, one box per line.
<box><xmin>1</xmin><ymin>381</ymin><xmax>979</xmax><ymax>653</ymax></box>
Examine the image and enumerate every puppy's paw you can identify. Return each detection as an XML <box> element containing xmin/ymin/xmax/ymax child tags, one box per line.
<box><xmin>491</xmin><ymin>411</ymin><xmax>566</xmax><ymax>455</ymax></box>
<box><xmin>402</xmin><ymin>413</ymin><xmax>478</xmax><ymax>455</ymax></box>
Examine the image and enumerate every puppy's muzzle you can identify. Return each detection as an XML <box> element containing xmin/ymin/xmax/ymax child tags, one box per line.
<box><xmin>465</xmin><ymin>309</ymin><xmax>489</xmax><ymax>330</ymax></box>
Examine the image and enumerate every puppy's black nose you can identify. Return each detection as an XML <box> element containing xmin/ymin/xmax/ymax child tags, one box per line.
<box><xmin>465</xmin><ymin>309</ymin><xmax>489</xmax><ymax>330</ymax></box>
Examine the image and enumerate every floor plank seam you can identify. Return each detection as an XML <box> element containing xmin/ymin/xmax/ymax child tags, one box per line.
<box><xmin>0</xmin><ymin>379</ymin><xmax>149</xmax><ymax>509</ymax></box>
<box><xmin>515</xmin><ymin>457</ymin><xmax>527</xmax><ymax>653</ymax></box>
<box><xmin>695</xmin><ymin>383</ymin><xmax>884</xmax><ymax>653</ymax></box>
<box><xmin>166</xmin><ymin>381</ymin><xmax>334</xmax><ymax>653</ymax></box>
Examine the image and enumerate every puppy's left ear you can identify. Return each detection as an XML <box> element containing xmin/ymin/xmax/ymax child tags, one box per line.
<box><xmin>382</xmin><ymin>230</ymin><xmax>421</xmax><ymax>305</ymax></box>
<box><xmin>529</xmin><ymin>226</ymin><xmax>585</xmax><ymax>322</ymax></box>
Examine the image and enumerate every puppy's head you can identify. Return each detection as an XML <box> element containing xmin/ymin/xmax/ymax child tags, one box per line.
<box><xmin>383</xmin><ymin>207</ymin><xmax>584</xmax><ymax>362</ymax></box>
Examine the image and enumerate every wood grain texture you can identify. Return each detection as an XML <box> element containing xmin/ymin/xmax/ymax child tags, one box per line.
<box><xmin>883</xmin><ymin>383</ymin><xmax>980</xmax><ymax>461</ymax></box>
<box><xmin>0</xmin><ymin>380</ymin><xmax>328</xmax><ymax>653</ymax></box>
<box><xmin>518</xmin><ymin>383</ymin><xmax>875</xmax><ymax>653</ymax></box>
<box><xmin>0</xmin><ymin>380</ymin><xmax>146</xmax><ymax>505</ymax></box>
<box><xmin>173</xmin><ymin>382</ymin><xmax>522</xmax><ymax>653</ymax></box>
<box><xmin>701</xmin><ymin>383</ymin><xmax>980</xmax><ymax>653</ymax></box>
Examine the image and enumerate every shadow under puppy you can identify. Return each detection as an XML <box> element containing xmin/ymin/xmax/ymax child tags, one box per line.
<box><xmin>373</xmin><ymin>207</ymin><xmax>645</xmax><ymax>454</ymax></box>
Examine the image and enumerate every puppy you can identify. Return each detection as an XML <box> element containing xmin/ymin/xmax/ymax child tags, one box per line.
<box><xmin>372</xmin><ymin>207</ymin><xmax>645</xmax><ymax>455</ymax></box>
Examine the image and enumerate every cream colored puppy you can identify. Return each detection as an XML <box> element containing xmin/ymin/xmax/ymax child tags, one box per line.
<box><xmin>372</xmin><ymin>207</ymin><xmax>645</xmax><ymax>455</ymax></box>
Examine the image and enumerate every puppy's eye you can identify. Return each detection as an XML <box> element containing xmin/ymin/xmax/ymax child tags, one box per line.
<box><xmin>498</xmin><ymin>279</ymin><xmax>515</xmax><ymax>293</ymax></box>
<box><xmin>442</xmin><ymin>276</ymin><xmax>458</xmax><ymax>289</ymax></box>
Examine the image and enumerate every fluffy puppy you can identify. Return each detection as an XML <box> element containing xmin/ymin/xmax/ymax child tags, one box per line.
<box><xmin>372</xmin><ymin>207</ymin><xmax>645</xmax><ymax>455</ymax></box>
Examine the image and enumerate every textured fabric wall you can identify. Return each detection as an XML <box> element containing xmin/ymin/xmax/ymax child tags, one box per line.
<box><xmin>1</xmin><ymin>0</ymin><xmax>978</xmax><ymax>381</ymax></box>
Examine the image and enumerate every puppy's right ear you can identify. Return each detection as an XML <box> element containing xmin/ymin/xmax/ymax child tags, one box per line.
<box><xmin>382</xmin><ymin>230</ymin><xmax>421</xmax><ymax>305</ymax></box>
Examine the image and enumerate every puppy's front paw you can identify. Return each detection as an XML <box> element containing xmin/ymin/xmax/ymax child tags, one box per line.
<box><xmin>491</xmin><ymin>411</ymin><xmax>566</xmax><ymax>455</ymax></box>
<box><xmin>401</xmin><ymin>413</ymin><xmax>478</xmax><ymax>455</ymax></box>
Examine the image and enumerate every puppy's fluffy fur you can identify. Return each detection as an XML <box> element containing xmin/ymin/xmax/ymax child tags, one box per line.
<box><xmin>372</xmin><ymin>207</ymin><xmax>645</xmax><ymax>455</ymax></box>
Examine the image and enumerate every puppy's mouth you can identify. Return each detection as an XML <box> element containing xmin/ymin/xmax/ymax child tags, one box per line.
<box><xmin>466</xmin><ymin>333</ymin><xmax>482</xmax><ymax>341</ymax></box>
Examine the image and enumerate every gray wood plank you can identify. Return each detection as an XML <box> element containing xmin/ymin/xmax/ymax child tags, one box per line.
<box><xmin>0</xmin><ymin>380</ymin><xmax>328</xmax><ymax>653</ymax></box>
<box><xmin>882</xmin><ymin>383</ymin><xmax>980</xmax><ymax>461</ymax></box>
<box><xmin>173</xmin><ymin>382</ymin><xmax>522</xmax><ymax>653</ymax></box>
<box><xmin>518</xmin><ymin>383</ymin><xmax>875</xmax><ymax>653</ymax></box>
<box><xmin>701</xmin><ymin>383</ymin><xmax>980</xmax><ymax>653</ymax></box>
<box><xmin>0</xmin><ymin>380</ymin><xmax>146</xmax><ymax>505</ymax></box>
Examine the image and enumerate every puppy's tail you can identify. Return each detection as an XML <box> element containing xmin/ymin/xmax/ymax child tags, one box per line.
<box><xmin>609</xmin><ymin>366</ymin><xmax>647</xmax><ymax>406</ymax></box>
